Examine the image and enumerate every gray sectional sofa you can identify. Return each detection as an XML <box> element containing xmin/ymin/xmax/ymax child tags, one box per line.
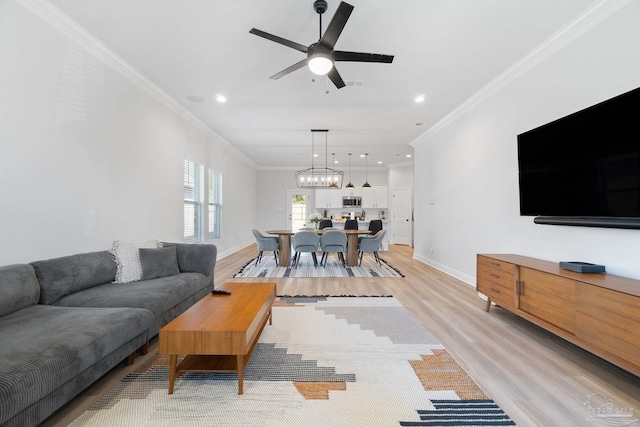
<box><xmin>0</xmin><ymin>242</ymin><xmax>217</xmax><ymax>427</ymax></box>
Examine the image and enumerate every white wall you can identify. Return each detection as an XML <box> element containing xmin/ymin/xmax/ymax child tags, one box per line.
<box><xmin>413</xmin><ymin>1</ymin><xmax>640</xmax><ymax>282</ymax></box>
<box><xmin>0</xmin><ymin>1</ymin><xmax>256</xmax><ymax>264</ymax></box>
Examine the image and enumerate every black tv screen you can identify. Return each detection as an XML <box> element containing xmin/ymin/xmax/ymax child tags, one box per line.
<box><xmin>517</xmin><ymin>86</ymin><xmax>640</xmax><ymax>228</ymax></box>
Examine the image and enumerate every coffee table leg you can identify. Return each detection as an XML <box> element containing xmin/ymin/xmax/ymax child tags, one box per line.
<box><xmin>168</xmin><ymin>354</ymin><xmax>178</xmax><ymax>394</ymax></box>
<box><xmin>237</xmin><ymin>354</ymin><xmax>244</xmax><ymax>395</ymax></box>
<box><xmin>269</xmin><ymin>308</ymin><xmax>272</xmax><ymax>325</ymax></box>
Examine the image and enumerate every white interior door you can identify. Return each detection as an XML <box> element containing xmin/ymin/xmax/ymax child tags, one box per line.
<box><xmin>392</xmin><ymin>188</ymin><xmax>412</xmax><ymax>245</ymax></box>
<box><xmin>287</xmin><ymin>190</ymin><xmax>311</xmax><ymax>231</ymax></box>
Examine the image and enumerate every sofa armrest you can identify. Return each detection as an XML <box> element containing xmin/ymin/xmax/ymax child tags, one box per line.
<box><xmin>162</xmin><ymin>243</ymin><xmax>217</xmax><ymax>279</ymax></box>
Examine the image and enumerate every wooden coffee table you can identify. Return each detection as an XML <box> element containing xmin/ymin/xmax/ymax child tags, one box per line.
<box><xmin>159</xmin><ymin>282</ymin><xmax>276</xmax><ymax>395</ymax></box>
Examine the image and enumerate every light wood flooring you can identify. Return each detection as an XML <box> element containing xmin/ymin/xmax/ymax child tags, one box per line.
<box><xmin>43</xmin><ymin>244</ymin><xmax>640</xmax><ymax>427</ymax></box>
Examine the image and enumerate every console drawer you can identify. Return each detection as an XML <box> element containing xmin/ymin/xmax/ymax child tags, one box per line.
<box><xmin>477</xmin><ymin>256</ymin><xmax>516</xmax><ymax>309</ymax></box>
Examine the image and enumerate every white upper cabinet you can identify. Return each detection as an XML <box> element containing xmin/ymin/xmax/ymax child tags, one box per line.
<box><xmin>362</xmin><ymin>186</ymin><xmax>388</xmax><ymax>208</ymax></box>
<box><xmin>341</xmin><ymin>187</ymin><xmax>362</xmax><ymax>198</ymax></box>
<box><xmin>315</xmin><ymin>189</ymin><xmax>342</xmax><ymax>209</ymax></box>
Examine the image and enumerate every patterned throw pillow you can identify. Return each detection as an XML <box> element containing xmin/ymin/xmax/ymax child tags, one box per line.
<box><xmin>110</xmin><ymin>240</ymin><xmax>160</xmax><ymax>283</ymax></box>
<box><xmin>139</xmin><ymin>247</ymin><xmax>180</xmax><ymax>280</ymax></box>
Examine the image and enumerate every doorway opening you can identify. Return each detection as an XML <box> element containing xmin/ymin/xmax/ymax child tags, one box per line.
<box><xmin>287</xmin><ymin>190</ymin><xmax>311</xmax><ymax>230</ymax></box>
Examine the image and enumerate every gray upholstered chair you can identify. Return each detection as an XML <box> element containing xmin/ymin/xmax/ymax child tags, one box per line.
<box><xmin>358</xmin><ymin>230</ymin><xmax>386</xmax><ymax>266</ymax></box>
<box><xmin>251</xmin><ymin>229</ymin><xmax>279</xmax><ymax>266</ymax></box>
<box><xmin>291</xmin><ymin>230</ymin><xmax>320</xmax><ymax>267</ymax></box>
<box><xmin>319</xmin><ymin>230</ymin><xmax>347</xmax><ymax>267</ymax></box>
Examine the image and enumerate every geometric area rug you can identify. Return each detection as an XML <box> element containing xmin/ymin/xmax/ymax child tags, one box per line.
<box><xmin>232</xmin><ymin>255</ymin><xmax>405</xmax><ymax>278</ymax></box>
<box><xmin>70</xmin><ymin>297</ymin><xmax>515</xmax><ymax>427</ymax></box>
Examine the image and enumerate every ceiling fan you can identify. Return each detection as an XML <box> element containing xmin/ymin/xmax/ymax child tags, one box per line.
<box><xmin>249</xmin><ymin>0</ymin><xmax>394</xmax><ymax>89</ymax></box>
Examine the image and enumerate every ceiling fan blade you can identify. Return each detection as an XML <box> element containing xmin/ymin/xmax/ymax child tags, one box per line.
<box><xmin>249</xmin><ymin>28</ymin><xmax>308</xmax><ymax>53</ymax></box>
<box><xmin>334</xmin><ymin>51</ymin><xmax>394</xmax><ymax>63</ymax></box>
<box><xmin>319</xmin><ymin>2</ymin><xmax>354</xmax><ymax>49</ymax></box>
<box><xmin>269</xmin><ymin>59</ymin><xmax>308</xmax><ymax>80</ymax></box>
<box><xmin>327</xmin><ymin>67</ymin><xmax>346</xmax><ymax>89</ymax></box>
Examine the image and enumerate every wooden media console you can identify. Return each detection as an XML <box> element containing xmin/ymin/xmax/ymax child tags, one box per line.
<box><xmin>477</xmin><ymin>254</ymin><xmax>640</xmax><ymax>377</ymax></box>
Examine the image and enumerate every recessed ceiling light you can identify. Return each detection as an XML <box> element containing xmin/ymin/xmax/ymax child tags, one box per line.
<box><xmin>186</xmin><ymin>95</ymin><xmax>204</xmax><ymax>103</ymax></box>
<box><xmin>406</xmin><ymin>154</ymin><xmax>412</xmax><ymax>158</ymax></box>
<box><xmin>414</xmin><ymin>95</ymin><xmax>425</xmax><ymax>103</ymax></box>
<box><xmin>360</xmin><ymin>154</ymin><xmax>365</xmax><ymax>158</ymax></box>
<box><xmin>314</xmin><ymin>154</ymin><xmax>318</xmax><ymax>157</ymax></box>
<box><xmin>215</xmin><ymin>94</ymin><xmax>227</xmax><ymax>103</ymax></box>
<box><xmin>377</xmin><ymin>161</ymin><xmax>382</xmax><ymax>164</ymax></box>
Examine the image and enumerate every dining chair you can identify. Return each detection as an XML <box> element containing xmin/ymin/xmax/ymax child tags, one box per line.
<box><xmin>368</xmin><ymin>219</ymin><xmax>383</xmax><ymax>234</ymax></box>
<box><xmin>319</xmin><ymin>219</ymin><xmax>333</xmax><ymax>229</ymax></box>
<box><xmin>291</xmin><ymin>230</ymin><xmax>320</xmax><ymax>267</ymax></box>
<box><xmin>251</xmin><ymin>229</ymin><xmax>279</xmax><ymax>266</ymax></box>
<box><xmin>358</xmin><ymin>230</ymin><xmax>386</xmax><ymax>266</ymax></box>
<box><xmin>344</xmin><ymin>219</ymin><xmax>358</xmax><ymax>230</ymax></box>
<box><xmin>319</xmin><ymin>230</ymin><xmax>347</xmax><ymax>267</ymax></box>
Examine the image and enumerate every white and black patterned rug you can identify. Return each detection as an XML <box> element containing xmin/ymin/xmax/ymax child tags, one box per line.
<box><xmin>233</xmin><ymin>254</ymin><xmax>404</xmax><ymax>278</ymax></box>
<box><xmin>70</xmin><ymin>297</ymin><xmax>515</xmax><ymax>427</ymax></box>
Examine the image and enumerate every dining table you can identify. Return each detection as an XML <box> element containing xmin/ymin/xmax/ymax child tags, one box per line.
<box><xmin>265</xmin><ymin>229</ymin><xmax>371</xmax><ymax>267</ymax></box>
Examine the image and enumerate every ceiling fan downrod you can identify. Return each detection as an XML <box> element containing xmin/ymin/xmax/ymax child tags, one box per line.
<box><xmin>314</xmin><ymin>0</ymin><xmax>327</xmax><ymax>40</ymax></box>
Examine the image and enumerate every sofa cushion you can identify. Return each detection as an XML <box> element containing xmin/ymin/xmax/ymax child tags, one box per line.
<box><xmin>110</xmin><ymin>240</ymin><xmax>161</xmax><ymax>283</ymax></box>
<box><xmin>31</xmin><ymin>251</ymin><xmax>117</xmax><ymax>305</ymax></box>
<box><xmin>139</xmin><ymin>247</ymin><xmax>180</xmax><ymax>280</ymax></box>
<box><xmin>0</xmin><ymin>264</ymin><xmax>40</xmax><ymax>317</ymax></box>
<box><xmin>0</xmin><ymin>305</ymin><xmax>154</xmax><ymax>425</ymax></box>
<box><xmin>53</xmin><ymin>272</ymin><xmax>210</xmax><ymax>321</ymax></box>
<box><xmin>162</xmin><ymin>242</ymin><xmax>217</xmax><ymax>279</ymax></box>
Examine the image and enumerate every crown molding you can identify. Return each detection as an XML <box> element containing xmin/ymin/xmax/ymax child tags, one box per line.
<box><xmin>18</xmin><ymin>0</ymin><xmax>257</xmax><ymax>169</ymax></box>
<box><xmin>411</xmin><ymin>0</ymin><xmax>631</xmax><ymax>147</ymax></box>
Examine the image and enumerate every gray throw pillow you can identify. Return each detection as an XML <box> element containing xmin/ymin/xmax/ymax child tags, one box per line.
<box><xmin>139</xmin><ymin>246</ymin><xmax>180</xmax><ymax>280</ymax></box>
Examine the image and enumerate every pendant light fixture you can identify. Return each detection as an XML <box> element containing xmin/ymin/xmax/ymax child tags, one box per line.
<box><xmin>345</xmin><ymin>153</ymin><xmax>354</xmax><ymax>188</ymax></box>
<box><xmin>295</xmin><ymin>130</ymin><xmax>343</xmax><ymax>188</ymax></box>
<box><xmin>362</xmin><ymin>153</ymin><xmax>371</xmax><ymax>188</ymax></box>
<box><xmin>328</xmin><ymin>153</ymin><xmax>339</xmax><ymax>188</ymax></box>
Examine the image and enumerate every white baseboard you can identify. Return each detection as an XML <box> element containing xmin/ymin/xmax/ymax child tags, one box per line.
<box><xmin>412</xmin><ymin>253</ymin><xmax>476</xmax><ymax>288</ymax></box>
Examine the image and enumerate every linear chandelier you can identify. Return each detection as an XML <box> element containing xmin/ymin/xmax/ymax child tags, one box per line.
<box><xmin>295</xmin><ymin>129</ymin><xmax>344</xmax><ymax>189</ymax></box>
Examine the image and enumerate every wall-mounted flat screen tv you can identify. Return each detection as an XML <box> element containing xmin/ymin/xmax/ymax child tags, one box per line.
<box><xmin>517</xmin><ymin>86</ymin><xmax>640</xmax><ymax>229</ymax></box>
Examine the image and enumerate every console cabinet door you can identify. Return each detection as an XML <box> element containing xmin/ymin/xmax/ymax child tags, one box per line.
<box><xmin>519</xmin><ymin>268</ymin><xmax>576</xmax><ymax>334</ymax></box>
<box><xmin>576</xmin><ymin>283</ymin><xmax>640</xmax><ymax>369</ymax></box>
<box><xmin>476</xmin><ymin>256</ymin><xmax>516</xmax><ymax>309</ymax></box>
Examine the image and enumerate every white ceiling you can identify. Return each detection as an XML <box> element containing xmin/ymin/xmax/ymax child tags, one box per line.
<box><xmin>50</xmin><ymin>0</ymin><xmax>594</xmax><ymax>169</ymax></box>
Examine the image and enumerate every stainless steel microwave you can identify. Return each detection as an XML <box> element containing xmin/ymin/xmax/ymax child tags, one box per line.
<box><xmin>342</xmin><ymin>196</ymin><xmax>362</xmax><ymax>208</ymax></box>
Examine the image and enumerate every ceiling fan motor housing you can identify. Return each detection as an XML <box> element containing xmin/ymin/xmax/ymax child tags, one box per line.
<box><xmin>307</xmin><ymin>43</ymin><xmax>334</xmax><ymax>61</ymax></box>
<box><xmin>314</xmin><ymin>0</ymin><xmax>328</xmax><ymax>14</ymax></box>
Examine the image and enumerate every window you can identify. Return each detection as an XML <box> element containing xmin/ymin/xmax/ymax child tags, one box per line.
<box><xmin>207</xmin><ymin>169</ymin><xmax>222</xmax><ymax>239</ymax></box>
<box><xmin>184</xmin><ymin>160</ymin><xmax>223</xmax><ymax>243</ymax></box>
<box><xmin>184</xmin><ymin>159</ymin><xmax>203</xmax><ymax>243</ymax></box>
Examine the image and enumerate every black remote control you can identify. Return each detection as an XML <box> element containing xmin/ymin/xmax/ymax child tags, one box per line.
<box><xmin>211</xmin><ymin>289</ymin><xmax>231</xmax><ymax>295</ymax></box>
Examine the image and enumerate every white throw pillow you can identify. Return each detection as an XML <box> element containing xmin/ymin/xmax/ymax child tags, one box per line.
<box><xmin>110</xmin><ymin>240</ymin><xmax>161</xmax><ymax>283</ymax></box>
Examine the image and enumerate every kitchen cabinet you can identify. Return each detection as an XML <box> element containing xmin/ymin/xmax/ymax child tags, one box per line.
<box><xmin>315</xmin><ymin>189</ymin><xmax>342</xmax><ymax>209</ymax></box>
<box><xmin>362</xmin><ymin>186</ymin><xmax>388</xmax><ymax>208</ymax></box>
<box><xmin>476</xmin><ymin>253</ymin><xmax>640</xmax><ymax>377</ymax></box>
<box><xmin>341</xmin><ymin>187</ymin><xmax>361</xmax><ymax>198</ymax></box>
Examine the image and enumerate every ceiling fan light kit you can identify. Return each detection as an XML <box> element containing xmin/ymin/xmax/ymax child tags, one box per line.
<box><xmin>249</xmin><ymin>0</ymin><xmax>394</xmax><ymax>89</ymax></box>
<box><xmin>307</xmin><ymin>44</ymin><xmax>334</xmax><ymax>75</ymax></box>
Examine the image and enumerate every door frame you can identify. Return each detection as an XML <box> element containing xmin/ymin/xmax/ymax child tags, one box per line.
<box><xmin>286</xmin><ymin>189</ymin><xmax>312</xmax><ymax>230</ymax></box>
